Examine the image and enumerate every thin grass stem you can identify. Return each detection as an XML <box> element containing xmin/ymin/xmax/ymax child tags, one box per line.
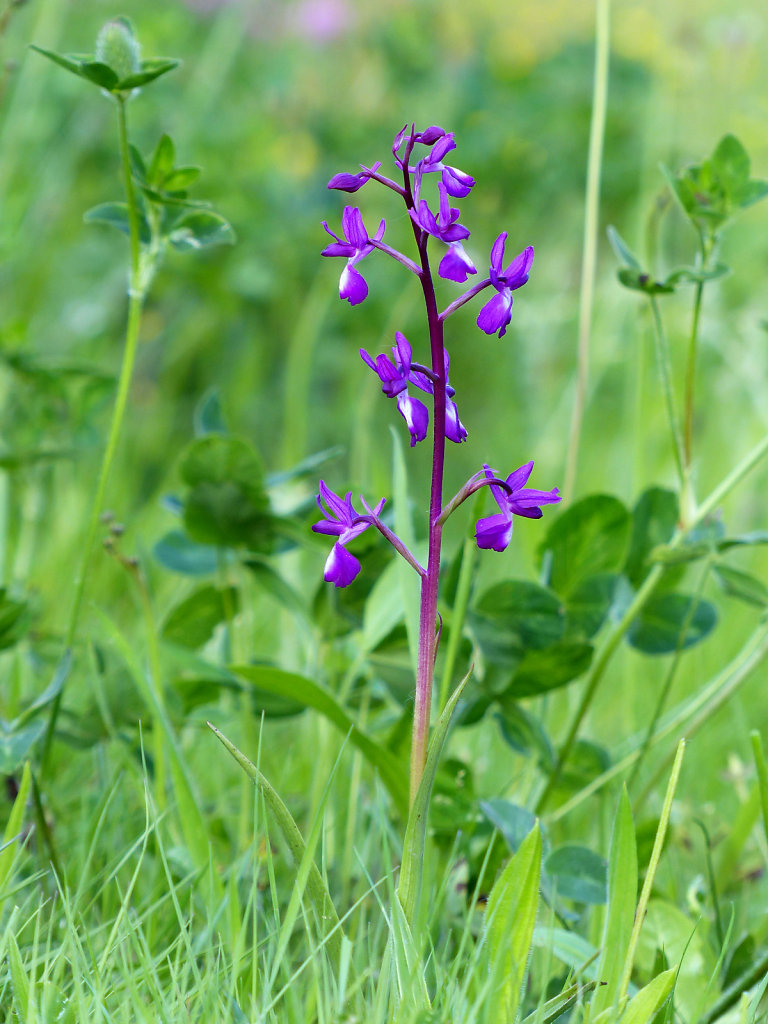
<box><xmin>562</xmin><ymin>0</ymin><xmax>611</xmax><ymax>503</ymax></box>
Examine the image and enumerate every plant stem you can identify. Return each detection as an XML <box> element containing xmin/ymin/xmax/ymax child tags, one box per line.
<box><xmin>41</xmin><ymin>96</ymin><xmax>145</xmax><ymax>774</ymax></box>
<box><xmin>681</xmin><ymin>232</ymin><xmax>710</xmax><ymax>514</ymax></box>
<box><xmin>648</xmin><ymin>294</ymin><xmax>685</xmax><ymax>491</ymax></box>
<box><xmin>562</xmin><ymin>0</ymin><xmax>611</xmax><ymax>503</ymax></box>
<box><xmin>538</xmin><ymin>427</ymin><xmax>768</xmax><ymax>812</ymax></box>
<box><xmin>400</xmin><ymin>135</ymin><xmax>447</xmax><ymax>806</ymax></box>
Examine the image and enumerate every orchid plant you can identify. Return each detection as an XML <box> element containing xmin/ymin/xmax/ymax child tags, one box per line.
<box><xmin>314</xmin><ymin>124</ymin><xmax>560</xmax><ymax>803</ymax></box>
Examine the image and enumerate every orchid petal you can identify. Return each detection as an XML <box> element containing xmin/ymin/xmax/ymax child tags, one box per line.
<box><xmin>324</xmin><ymin>542</ymin><xmax>361</xmax><ymax>587</ymax></box>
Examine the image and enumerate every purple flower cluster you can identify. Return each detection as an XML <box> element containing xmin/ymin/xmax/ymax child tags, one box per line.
<box><xmin>314</xmin><ymin>124</ymin><xmax>560</xmax><ymax>587</ymax></box>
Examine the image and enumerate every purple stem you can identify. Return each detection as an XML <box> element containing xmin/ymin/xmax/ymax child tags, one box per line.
<box><xmin>437</xmin><ymin>473</ymin><xmax>513</xmax><ymax>526</ymax></box>
<box><xmin>400</xmin><ymin>129</ymin><xmax>447</xmax><ymax>807</ymax></box>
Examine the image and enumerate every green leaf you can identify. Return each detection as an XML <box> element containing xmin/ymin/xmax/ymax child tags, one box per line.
<box><xmin>169</xmin><ymin>210</ymin><xmax>236</xmax><ymax>251</ymax></box>
<box><xmin>617</xmin><ymin>268</ymin><xmax>675</xmax><ymax>295</ymax></box>
<box><xmin>664</xmin><ymin>263</ymin><xmax>730</xmax><ymax>287</ymax></box>
<box><xmin>30</xmin><ymin>45</ymin><xmax>86</xmax><ymax>78</ymax></box>
<box><xmin>480</xmin><ymin>799</ymin><xmax>537</xmax><ymax>853</ymax></box>
<box><xmin>398</xmin><ymin>668</ymin><xmax>472</xmax><ymax>924</ymax></box>
<box><xmin>625</xmin><ymin>487</ymin><xmax>679</xmax><ymax>587</ymax></box>
<box><xmin>0</xmin><ymin>761</ymin><xmax>31</xmax><ymax>894</ymax></box>
<box><xmin>542</xmin><ymin>494</ymin><xmax>632</xmax><ymax>598</ymax></box>
<box><xmin>161</xmin><ymin>584</ymin><xmax>239</xmax><ymax>649</ymax></box>
<box><xmin>627</xmin><ymin>592</ymin><xmax>717</xmax><ymax>654</ymax></box>
<box><xmin>129</xmin><ymin>144</ymin><xmax>147</xmax><ymax>182</ymax></box>
<box><xmin>193</xmin><ymin>389</ymin><xmax>227</xmax><ymax>437</ymax></box>
<box><xmin>0</xmin><ymin>721</ymin><xmax>45</xmax><ymax>774</ymax></box>
<box><xmin>616</xmin><ymin>969</ymin><xmax>676</xmax><ymax>1024</ymax></box>
<box><xmin>473</xmin><ymin>580</ymin><xmax>565</xmax><ymax>650</ymax></box>
<box><xmin>711</xmin><ymin>134</ymin><xmax>750</xmax><ymax>188</ymax></box>
<box><xmin>243</xmin><ymin>556</ymin><xmax>308</xmax><ymax>622</ymax></box>
<box><xmin>84</xmin><ymin>202</ymin><xmax>152</xmax><ymax>245</ymax></box>
<box><xmin>563</xmin><ymin>573</ymin><xmax>617</xmax><ymax>640</ymax></box>
<box><xmin>507</xmin><ymin>641</ymin><xmax>593</xmax><ymax>698</ymax></box>
<box><xmin>607</xmin><ymin>225</ymin><xmax>642</xmax><ymax>269</ymax></box>
<box><xmin>545</xmin><ymin>844</ymin><xmax>607</xmax><ymax>904</ymax></box>
<box><xmin>116</xmin><ymin>58</ymin><xmax>179</xmax><ymax>91</ymax></box>
<box><xmin>153</xmin><ymin>530</ymin><xmax>226</xmax><ymax>575</ymax></box>
<box><xmin>207</xmin><ymin>723</ymin><xmax>342</xmax><ymax>966</ymax></box>
<box><xmin>164</xmin><ymin>167</ymin><xmax>201</xmax><ymax>192</ymax></box>
<box><xmin>714</xmin><ymin>564</ymin><xmax>768</xmax><ymax>607</ymax></box>
<box><xmin>590</xmin><ymin>788</ymin><xmax>637</xmax><ymax>1016</ymax></box>
<box><xmin>0</xmin><ymin>590</ymin><xmax>32</xmax><ymax>651</ymax></box>
<box><xmin>149</xmin><ymin>133</ymin><xmax>175</xmax><ymax>185</ymax></box>
<box><xmin>78</xmin><ymin>60</ymin><xmax>120</xmax><ymax>89</ymax></box>
<box><xmin>483</xmin><ymin>824</ymin><xmax>542</xmax><ymax>1023</ymax></box>
<box><xmin>718</xmin><ymin>530</ymin><xmax>768</xmax><ymax>551</ymax></box>
<box><xmin>494</xmin><ymin>700</ymin><xmax>554</xmax><ymax>768</ymax></box>
<box><xmin>732</xmin><ymin>178</ymin><xmax>768</xmax><ymax>209</ymax></box>
<box><xmin>179</xmin><ymin>435</ymin><xmax>272</xmax><ymax>550</ymax></box>
<box><xmin>230</xmin><ymin>664</ymin><xmax>408</xmax><ymax>815</ymax></box>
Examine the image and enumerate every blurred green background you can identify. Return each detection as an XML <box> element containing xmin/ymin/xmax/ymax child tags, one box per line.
<box><xmin>1</xmin><ymin>0</ymin><xmax>767</xmax><ymax>815</ymax></box>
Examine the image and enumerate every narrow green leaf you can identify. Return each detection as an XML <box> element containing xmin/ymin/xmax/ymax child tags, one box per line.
<box><xmin>520</xmin><ymin>981</ymin><xmax>598</xmax><ymax>1024</ymax></box>
<box><xmin>0</xmin><ymin>761</ymin><xmax>31</xmax><ymax>895</ymax></box>
<box><xmin>714</xmin><ymin>564</ymin><xmax>768</xmax><ymax>607</ymax></box>
<box><xmin>590</xmin><ymin>787</ymin><xmax>637</xmax><ymax>1017</ymax></box>
<box><xmin>116</xmin><ymin>58</ymin><xmax>179</xmax><ymax>90</ymax></box>
<box><xmin>6</xmin><ymin>927</ymin><xmax>29</xmax><ymax>1024</ymax></box>
<box><xmin>607</xmin><ymin>225</ymin><xmax>643</xmax><ymax>269</ymax></box>
<box><xmin>29</xmin><ymin>44</ymin><xmax>85</xmax><ymax>77</ymax></box>
<box><xmin>231</xmin><ymin>664</ymin><xmax>408</xmax><ymax>815</ymax></box>
<box><xmin>484</xmin><ymin>824</ymin><xmax>542</xmax><ymax>1023</ymax></box>
<box><xmin>78</xmin><ymin>60</ymin><xmax>119</xmax><ymax>89</ymax></box>
<box><xmin>207</xmin><ymin>723</ymin><xmax>342</xmax><ymax>967</ymax></box>
<box><xmin>398</xmin><ymin>668</ymin><xmax>472</xmax><ymax>924</ymax></box>
<box><xmin>0</xmin><ymin>722</ymin><xmax>44</xmax><ymax>774</ymax></box>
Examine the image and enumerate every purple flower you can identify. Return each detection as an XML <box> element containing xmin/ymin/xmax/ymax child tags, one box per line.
<box><xmin>360</xmin><ymin>332</ymin><xmax>429</xmax><ymax>447</ymax></box>
<box><xmin>327</xmin><ymin>161</ymin><xmax>381</xmax><ymax>193</ymax></box>
<box><xmin>439</xmin><ymin>241</ymin><xmax>477</xmax><ymax>283</ymax></box>
<box><xmin>476</xmin><ymin>236</ymin><xmax>534</xmax><ymax>338</ymax></box>
<box><xmin>312</xmin><ymin>481</ymin><xmax>385</xmax><ymax>586</ymax></box>
<box><xmin>475</xmin><ymin>462</ymin><xmax>560</xmax><ymax>552</ymax></box>
<box><xmin>410</xmin><ymin>182</ymin><xmax>470</xmax><ymax>244</ymax></box>
<box><xmin>361</xmin><ymin>333</ymin><xmax>467</xmax><ymax>445</ymax></box>
<box><xmin>416</xmin><ymin>133</ymin><xmax>475</xmax><ymax>198</ymax></box>
<box><xmin>321</xmin><ymin>206</ymin><xmax>385</xmax><ymax>305</ymax></box>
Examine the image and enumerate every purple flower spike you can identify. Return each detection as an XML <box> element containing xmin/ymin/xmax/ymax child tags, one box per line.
<box><xmin>416</xmin><ymin>133</ymin><xmax>475</xmax><ymax>198</ymax></box>
<box><xmin>475</xmin><ymin>462</ymin><xmax>560</xmax><ymax>552</ymax></box>
<box><xmin>312</xmin><ymin>481</ymin><xmax>385</xmax><ymax>587</ymax></box>
<box><xmin>327</xmin><ymin>161</ymin><xmax>382</xmax><ymax>193</ymax></box>
<box><xmin>439</xmin><ymin>242</ymin><xmax>477</xmax><ymax>283</ymax></box>
<box><xmin>410</xmin><ymin>182</ymin><xmax>470</xmax><ymax>244</ymax></box>
<box><xmin>321</xmin><ymin>206</ymin><xmax>385</xmax><ymax>305</ymax></box>
<box><xmin>477</xmin><ymin>235</ymin><xmax>534</xmax><ymax>338</ymax></box>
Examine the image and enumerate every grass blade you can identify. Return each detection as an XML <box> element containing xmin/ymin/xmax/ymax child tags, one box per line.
<box><xmin>207</xmin><ymin>722</ymin><xmax>342</xmax><ymax>967</ymax></box>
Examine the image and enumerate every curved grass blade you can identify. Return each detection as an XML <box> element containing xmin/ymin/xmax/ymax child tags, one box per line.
<box><xmin>397</xmin><ymin>667</ymin><xmax>472</xmax><ymax>925</ymax></box>
<box><xmin>231</xmin><ymin>664</ymin><xmax>408</xmax><ymax>816</ymax></box>
<box><xmin>207</xmin><ymin>722</ymin><xmax>342</xmax><ymax>967</ymax></box>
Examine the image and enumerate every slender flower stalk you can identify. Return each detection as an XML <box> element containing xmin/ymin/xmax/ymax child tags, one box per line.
<box><xmin>317</xmin><ymin>124</ymin><xmax>560</xmax><ymax>807</ymax></box>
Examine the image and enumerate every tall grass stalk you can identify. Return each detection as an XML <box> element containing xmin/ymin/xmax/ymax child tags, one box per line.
<box><xmin>562</xmin><ymin>0</ymin><xmax>610</xmax><ymax>503</ymax></box>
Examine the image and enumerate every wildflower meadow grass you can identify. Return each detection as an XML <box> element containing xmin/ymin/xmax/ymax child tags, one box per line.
<box><xmin>1</xmin><ymin>1</ymin><xmax>768</xmax><ymax>1022</ymax></box>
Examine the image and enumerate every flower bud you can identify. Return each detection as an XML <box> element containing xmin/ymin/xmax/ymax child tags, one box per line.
<box><xmin>95</xmin><ymin>18</ymin><xmax>140</xmax><ymax>81</ymax></box>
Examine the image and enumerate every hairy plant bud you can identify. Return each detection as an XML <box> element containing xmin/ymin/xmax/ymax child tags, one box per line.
<box><xmin>95</xmin><ymin>18</ymin><xmax>140</xmax><ymax>81</ymax></box>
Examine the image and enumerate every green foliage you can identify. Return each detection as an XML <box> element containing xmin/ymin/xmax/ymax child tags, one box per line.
<box><xmin>31</xmin><ymin>18</ymin><xmax>178</xmax><ymax>97</ymax></box>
